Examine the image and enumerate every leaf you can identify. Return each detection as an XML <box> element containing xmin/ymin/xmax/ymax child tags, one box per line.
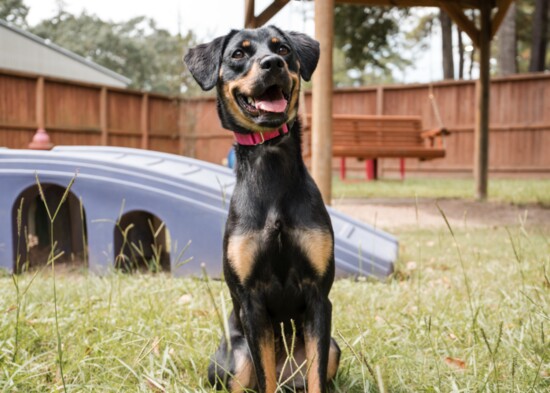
<box><xmin>444</xmin><ymin>357</ymin><xmax>466</xmax><ymax>370</ymax></box>
<box><xmin>177</xmin><ymin>294</ymin><xmax>193</xmax><ymax>305</ymax></box>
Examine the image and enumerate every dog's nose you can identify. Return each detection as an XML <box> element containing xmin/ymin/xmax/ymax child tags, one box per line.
<box><xmin>260</xmin><ymin>55</ymin><xmax>284</xmax><ymax>71</ymax></box>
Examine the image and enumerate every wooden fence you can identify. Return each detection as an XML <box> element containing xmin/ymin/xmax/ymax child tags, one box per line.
<box><xmin>1</xmin><ymin>67</ymin><xmax>549</xmax><ymax>177</ymax></box>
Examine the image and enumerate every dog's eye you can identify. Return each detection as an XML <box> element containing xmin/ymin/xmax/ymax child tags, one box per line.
<box><xmin>232</xmin><ymin>49</ymin><xmax>245</xmax><ymax>59</ymax></box>
<box><xmin>277</xmin><ymin>45</ymin><xmax>290</xmax><ymax>56</ymax></box>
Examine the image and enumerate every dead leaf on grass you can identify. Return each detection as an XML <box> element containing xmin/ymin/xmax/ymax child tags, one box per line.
<box><xmin>152</xmin><ymin>336</ymin><xmax>161</xmax><ymax>357</ymax></box>
<box><xmin>444</xmin><ymin>356</ymin><xmax>466</xmax><ymax>370</ymax></box>
<box><xmin>406</xmin><ymin>261</ymin><xmax>417</xmax><ymax>271</ymax></box>
<box><xmin>177</xmin><ymin>294</ymin><xmax>193</xmax><ymax>305</ymax></box>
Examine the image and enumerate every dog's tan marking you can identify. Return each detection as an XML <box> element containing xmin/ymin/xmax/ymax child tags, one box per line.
<box><xmin>227</xmin><ymin>233</ymin><xmax>259</xmax><ymax>283</ymax></box>
<box><xmin>271</xmin><ymin>37</ymin><xmax>279</xmax><ymax>44</ymax></box>
<box><xmin>327</xmin><ymin>340</ymin><xmax>340</xmax><ymax>381</ymax></box>
<box><xmin>293</xmin><ymin>228</ymin><xmax>333</xmax><ymax>276</ymax></box>
<box><xmin>242</xmin><ymin>40</ymin><xmax>251</xmax><ymax>48</ymax></box>
<box><xmin>305</xmin><ymin>333</ymin><xmax>322</xmax><ymax>393</ymax></box>
<box><xmin>260</xmin><ymin>334</ymin><xmax>277</xmax><ymax>393</ymax></box>
<box><xmin>230</xmin><ymin>349</ymin><xmax>256</xmax><ymax>392</ymax></box>
<box><xmin>286</xmin><ymin>70</ymin><xmax>300</xmax><ymax>123</ymax></box>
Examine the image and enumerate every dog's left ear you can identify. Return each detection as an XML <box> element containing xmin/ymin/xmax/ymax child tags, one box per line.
<box><xmin>184</xmin><ymin>35</ymin><xmax>227</xmax><ymax>91</ymax></box>
<box><xmin>285</xmin><ymin>31</ymin><xmax>320</xmax><ymax>82</ymax></box>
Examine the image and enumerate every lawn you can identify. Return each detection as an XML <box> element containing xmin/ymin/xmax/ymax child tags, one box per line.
<box><xmin>1</xmin><ymin>224</ymin><xmax>548</xmax><ymax>391</ymax></box>
<box><xmin>333</xmin><ymin>177</ymin><xmax>550</xmax><ymax>206</ymax></box>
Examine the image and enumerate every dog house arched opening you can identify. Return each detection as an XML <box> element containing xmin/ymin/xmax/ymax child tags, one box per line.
<box><xmin>11</xmin><ymin>183</ymin><xmax>88</xmax><ymax>273</ymax></box>
<box><xmin>113</xmin><ymin>210</ymin><xmax>171</xmax><ymax>272</ymax></box>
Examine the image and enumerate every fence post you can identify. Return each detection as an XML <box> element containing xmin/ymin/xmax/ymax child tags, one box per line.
<box><xmin>375</xmin><ymin>85</ymin><xmax>384</xmax><ymax>178</ymax></box>
<box><xmin>36</xmin><ymin>76</ymin><xmax>45</xmax><ymax>130</ymax></box>
<box><xmin>141</xmin><ymin>93</ymin><xmax>149</xmax><ymax>150</ymax></box>
<box><xmin>100</xmin><ymin>87</ymin><xmax>108</xmax><ymax>145</ymax></box>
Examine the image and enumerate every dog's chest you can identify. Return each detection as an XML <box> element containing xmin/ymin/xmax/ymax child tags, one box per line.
<box><xmin>226</xmin><ymin>204</ymin><xmax>333</xmax><ymax>285</ymax></box>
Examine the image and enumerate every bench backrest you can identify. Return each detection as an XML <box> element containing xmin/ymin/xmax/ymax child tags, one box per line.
<box><xmin>303</xmin><ymin>114</ymin><xmax>427</xmax><ymax>155</ymax></box>
<box><xmin>305</xmin><ymin>114</ymin><xmax>424</xmax><ymax>146</ymax></box>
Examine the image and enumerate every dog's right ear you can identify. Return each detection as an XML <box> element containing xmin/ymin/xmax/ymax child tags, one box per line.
<box><xmin>184</xmin><ymin>35</ymin><xmax>226</xmax><ymax>91</ymax></box>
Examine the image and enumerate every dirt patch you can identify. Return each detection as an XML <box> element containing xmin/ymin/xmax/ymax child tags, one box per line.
<box><xmin>332</xmin><ymin>198</ymin><xmax>550</xmax><ymax>230</ymax></box>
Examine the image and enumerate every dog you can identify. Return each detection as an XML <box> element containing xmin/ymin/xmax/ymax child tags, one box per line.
<box><xmin>184</xmin><ymin>26</ymin><xmax>340</xmax><ymax>393</ymax></box>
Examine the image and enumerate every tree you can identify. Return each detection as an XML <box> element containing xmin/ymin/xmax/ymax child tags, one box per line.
<box><xmin>0</xmin><ymin>0</ymin><xmax>29</xmax><ymax>27</ymax></box>
<box><xmin>439</xmin><ymin>9</ymin><xmax>454</xmax><ymax>79</ymax></box>
<box><xmin>30</xmin><ymin>10</ymin><xmax>198</xmax><ymax>95</ymax></box>
<box><xmin>333</xmin><ymin>5</ymin><xmax>410</xmax><ymax>86</ymax></box>
<box><xmin>529</xmin><ymin>0</ymin><xmax>549</xmax><ymax>72</ymax></box>
<box><xmin>497</xmin><ymin>2</ymin><xmax>517</xmax><ymax>75</ymax></box>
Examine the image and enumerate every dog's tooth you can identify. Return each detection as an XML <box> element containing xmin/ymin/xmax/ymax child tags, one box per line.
<box><xmin>247</xmin><ymin>96</ymin><xmax>254</xmax><ymax>106</ymax></box>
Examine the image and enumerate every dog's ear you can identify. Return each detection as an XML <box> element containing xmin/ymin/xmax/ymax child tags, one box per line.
<box><xmin>184</xmin><ymin>35</ymin><xmax>227</xmax><ymax>91</ymax></box>
<box><xmin>286</xmin><ymin>31</ymin><xmax>320</xmax><ymax>82</ymax></box>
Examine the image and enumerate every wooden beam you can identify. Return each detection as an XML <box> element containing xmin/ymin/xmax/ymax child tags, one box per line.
<box><xmin>336</xmin><ymin>0</ymin><xmax>481</xmax><ymax>8</ymax></box>
<box><xmin>474</xmin><ymin>0</ymin><xmax>491</xmax><ymax>200</ymax></box>
<box><xmin>490</xmin><ymin>0</ymin><xmax>514</xmax><ymax>39</ymax></box>
<box><xmin>312</xmin><ymin>0</ymin><xmax>334</xmax><ymax>204</ymax></box>
<box><xmin>245</xmin><ymin>0</ymin><xmax>256</xmax><ymax>28</ymax></box>
<box><xmin>244</xmin><ymin>0</ymin><xmax>290</xmax><ymax>28</ymax></box>
<box><xmin>440</xmin><ymin>2</ymin><xmax>480</xmax><ymax>48</ymax></box>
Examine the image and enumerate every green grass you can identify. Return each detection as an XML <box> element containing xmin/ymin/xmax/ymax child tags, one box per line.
<box><xmin>333</xmin><ymin>178</ymin><xmax>550</xmax><ymax>206</ymax></box>
<box><xmin>1</xmin><ymin>224</ymin><xmax>549</xmax><ymax>392</ymax></box>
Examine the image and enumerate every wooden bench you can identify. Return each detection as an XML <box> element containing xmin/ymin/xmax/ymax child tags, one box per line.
<box><xmin>303</xmin><ymin>114</ymin><xmax>449</xmax><ymax>179</ymax></box>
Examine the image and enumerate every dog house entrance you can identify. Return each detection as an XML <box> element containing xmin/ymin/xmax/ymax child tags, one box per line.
<box><xmin>113</xmin><ymin>211</ymin><xmax>170</xmax><ymax>272</ymax></box>
<box><xmin>12</xmin><ymin>184</ymin><xmax>88</xmax><ymax>272</ymax></box>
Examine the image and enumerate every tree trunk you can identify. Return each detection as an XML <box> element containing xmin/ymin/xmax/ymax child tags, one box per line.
<box><xmin>458</xmin><ymin>28</ymin><xmax>464</xmax><ymax>79</ymax></box>
<box><xmin>529</xmin><ymin>0</ymin><xmax>549</xmax><ymax>72</ymax></box>
<box><xmin>440</xmin><ymin>9</ymin><xmax>454</xmax><ymax>79</ymax></box>
<box><xmin>498</xmin><ymin>2</ymin><xmax>517</xmax><ymax>75</ymax></box>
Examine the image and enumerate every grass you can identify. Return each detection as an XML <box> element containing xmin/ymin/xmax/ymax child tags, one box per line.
<box><xmin>333</xmin><ymin>177</ymin><xmax>550</xmax><ymax>206</ymax></box>
<box><xmin>1</xmin><ymin>176</ymin><xmax>549</xmax><ymax>391</ymax></box>
<box><xmin>1</xmin><ymin>225</ymin><xmax>549</xmax><ymax>391</ymax></box>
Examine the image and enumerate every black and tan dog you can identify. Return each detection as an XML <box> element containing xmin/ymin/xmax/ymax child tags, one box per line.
<box><xmin>184</xmin><ymin>26</ymin><xmax>340</xmax><ymax>393</ymax></box>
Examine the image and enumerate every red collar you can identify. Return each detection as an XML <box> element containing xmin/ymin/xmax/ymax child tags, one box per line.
<box><xmin>233</xmin><ymin>123</ymin><xmax>289</xmax><ymax>146</ymax></box>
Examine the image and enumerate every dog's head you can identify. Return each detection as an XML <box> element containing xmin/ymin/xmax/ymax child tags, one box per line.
<box><xmin>184</xmin><ymin>26</ymin><xmax>319</xmax><ymax>133</ymax></box>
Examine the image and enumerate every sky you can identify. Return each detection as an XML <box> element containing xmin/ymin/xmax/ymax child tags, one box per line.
<box><xmin>23</xmin><ymin>0</ymin><xmax>446</xmax><ymax>83</ymax></box>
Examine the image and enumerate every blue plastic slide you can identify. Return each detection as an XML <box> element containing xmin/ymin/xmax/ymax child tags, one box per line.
<box><xmin>0</xmin><ymin>146</ymin><xmax>397</xmax><ymax>278</ymax></box>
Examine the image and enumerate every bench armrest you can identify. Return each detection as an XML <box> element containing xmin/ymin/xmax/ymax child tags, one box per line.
<box><xmin>421</xmin><ymin>127</ymin><xmax>450</xmax><ymax>139</ymax></box>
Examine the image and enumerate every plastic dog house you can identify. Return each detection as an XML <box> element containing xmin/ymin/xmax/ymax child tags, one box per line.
<box><xmin>0</xmin><ymin>146</ymin><xmax>398</xmax><ymax>278</ymax></box>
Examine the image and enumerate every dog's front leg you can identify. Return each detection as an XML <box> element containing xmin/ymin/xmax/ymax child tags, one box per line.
<box><xmin>304</xmin><ymin>293</ymin><xmax>332</xmax><ymax>393</ymax></box>
<box><xmin>239</xmin><ymin>294</ymin><xmax>277</xmax><ymax>393</ymax></box>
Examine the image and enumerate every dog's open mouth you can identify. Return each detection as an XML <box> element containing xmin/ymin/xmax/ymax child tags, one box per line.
<box><xmin>237</xmin><ymin>85</ymin><xmax>289</xmax><ymax>116</ymax></box>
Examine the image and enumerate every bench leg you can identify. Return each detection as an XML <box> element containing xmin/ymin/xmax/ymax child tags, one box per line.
<box><xmin>366</xmin><ymin>159</ymin><xmax>378</xmax><ymax>180</ymax></box>
<box><xmin>400</xmin><ymin>158</ymin><xmax>405</xmax><ymax>180</ymax></box>
<box><xmin>340</xmin><ymin>157</ymin><xmax>346</xmax><ymax>180</ymax></box>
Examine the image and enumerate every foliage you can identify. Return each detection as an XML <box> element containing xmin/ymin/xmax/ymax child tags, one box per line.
<box><xmin>0</xmin><ymin>0</ymin><xmax>28</xmax><ymax>27</ymax></box>
<box><xmin>29</xmin><ymin>11</ymin><xmax>199</xmax><ymax>95</ymax></box>
<box><xmin>333</xmin><ymin>5</ymin><xmax>412</xmax><ymax>86</ymax></box>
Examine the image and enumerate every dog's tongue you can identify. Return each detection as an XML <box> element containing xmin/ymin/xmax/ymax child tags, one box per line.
<box><xmin>255</xmin><ymin>88</ymin><xmax>287</xmax><ymax>113</ymax></box>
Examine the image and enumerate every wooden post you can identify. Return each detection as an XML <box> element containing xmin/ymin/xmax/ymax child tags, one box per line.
<box><xmin>36</xmin><ymin>76</ymin><xmax>45</xmax><ymax>130</ymax></box>
<box><xmin>474</xmin><ymin>2</ymin><xmax>491</xmax><ymax>200</ymax></box>
<box><xmin>100</xmin><ymin>87</ymin><xmax>108</xmax><ymax>146</ymax></box>
<box><xmin>375</xmin><ymin>85</ymin><xmax>384</xmax><ymax>179</ymax></box>
<box><xmin>312</xmin><ymin>0</ymin><xmax>334</xmax><ymax>204</ymax></box>
<box><xmin>245</xmin><ymin>0</ymin><xmax>256</xmax><ymax>28</ymax></box>
<box><xmin>141</xmin><ymin>93</ymin><xmax>149</xmax><ymax>150</ymax></box>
